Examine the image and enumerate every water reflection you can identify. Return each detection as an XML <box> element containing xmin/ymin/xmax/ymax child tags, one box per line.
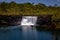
<box><xmin>0</xmin><ymin>26</ymin><xmax>60</xmax><ymax>40</ymax></box>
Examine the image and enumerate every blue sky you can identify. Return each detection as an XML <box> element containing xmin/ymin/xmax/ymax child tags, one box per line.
<box><xmin>0</xmin><ymin>0</ymin><xmax>60</xmax><ymax>6</ymax></box>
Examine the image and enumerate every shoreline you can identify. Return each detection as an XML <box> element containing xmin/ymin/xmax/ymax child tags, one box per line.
<box><xmin>0</xmin><ymin>15</ymin><xmax>60</xmax><ymax>31</ymax></box>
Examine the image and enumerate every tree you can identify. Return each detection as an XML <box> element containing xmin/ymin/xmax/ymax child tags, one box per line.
<box><xmin>0</xmin><ymin>2</ymin><xmax>8</xmax><ymax>12</ymax></box>
<box><xmin>54</xmin><ymin>4</ymin><xmax>57</xmax><ymax>7</ymax></box>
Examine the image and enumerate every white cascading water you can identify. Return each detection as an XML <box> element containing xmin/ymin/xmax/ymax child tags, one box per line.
<box><xmin>21</xmin><ymin>16</ymin><xmax>37</xmax><ymax>26</ymax></box>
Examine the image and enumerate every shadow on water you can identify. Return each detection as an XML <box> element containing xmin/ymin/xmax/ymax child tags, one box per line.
<box><xmin>36</xmin><ymin>27</ymin><xmax>60</xmax><ymax>40</ymax></box>
<box><xmin>51</xmin><ymin>30</ymin><xmax>60</xmax><ymax>40</ymax></box>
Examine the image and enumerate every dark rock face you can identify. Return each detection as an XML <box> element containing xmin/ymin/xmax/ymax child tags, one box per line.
<box><xmin>36</xmin><ymin>15</ymin><xmax>52</xmax><ymax>26</ymax></box>
<box><xmin>0</xmin><ymin>15</ymin><xmax>22</xmax><ymax>26</ymax></box>
<box><xmin>36</xmin><ymin>15</ymin><xmax>56</xmax><ymax>30</ymax></box>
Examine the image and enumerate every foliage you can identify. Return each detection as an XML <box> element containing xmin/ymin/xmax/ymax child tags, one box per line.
<box><xmin>0</xmin><ymin>1</ymin><xmax>60</xmax><ymax>19</ymax></box>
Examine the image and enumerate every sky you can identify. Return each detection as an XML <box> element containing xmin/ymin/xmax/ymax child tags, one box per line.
<box><xmin>0</xmin><ymin>0</ymin><xmax>60</xmax><ymax>6</ymax></box>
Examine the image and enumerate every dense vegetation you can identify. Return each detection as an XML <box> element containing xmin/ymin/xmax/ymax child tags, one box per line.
<box><xmin>0</xmin><ymin>1</ymin><xmax>60</xmax><ymax>28</ymax></box>
<box><xmin>0</xmin><ymin>2</ymin><xmax>60</xmax><ymax>18</ymax></box>
<box><xmin>0</xmin><ymin>1</ymin><xmax>60</xmax><ymax>16</ymax></box>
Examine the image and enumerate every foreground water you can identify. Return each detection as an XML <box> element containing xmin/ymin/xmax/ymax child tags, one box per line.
<box><xmin>0</xmin><ymin>26</ymin><xmax>60</xmax><ymax>40</ymax></box>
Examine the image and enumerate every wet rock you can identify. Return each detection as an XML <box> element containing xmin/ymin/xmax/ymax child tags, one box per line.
<box><xmin>0</xmin><ymin>15</ymin><xmax>22</xmax><ymax>26</ymax></box>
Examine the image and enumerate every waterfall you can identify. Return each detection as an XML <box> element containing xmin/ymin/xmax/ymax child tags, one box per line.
<box><xmin>21</xmin><ymin>16</ymin><xmax>37</xmax><ymax>26</ymax></box>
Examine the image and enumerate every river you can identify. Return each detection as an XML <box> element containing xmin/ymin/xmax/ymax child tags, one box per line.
<box><xmin>0</xmin><ymin>26</ymin><xmax>60</xmax><ymax>40</ymax></box>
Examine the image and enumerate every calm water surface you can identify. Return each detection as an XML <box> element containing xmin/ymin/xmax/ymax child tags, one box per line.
<box><xmin>0</xmin><ymin>26</ymin><xmax>60</xmax><ymax>40</ymax></box>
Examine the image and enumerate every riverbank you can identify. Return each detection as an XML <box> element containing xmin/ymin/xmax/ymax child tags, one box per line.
<box><xmin>0</xmin><ymin>15</ymin><xmax>60</xmax><ymax>31</ymax></box>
